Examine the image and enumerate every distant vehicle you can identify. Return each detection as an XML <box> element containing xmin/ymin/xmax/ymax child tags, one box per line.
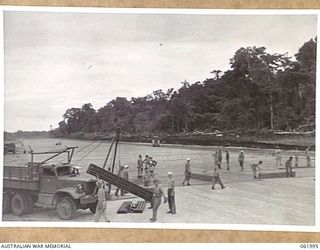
<box><xmin>152</xmin><ymin>136</ymin><xmax>160</xmax><ymax>147</ymax></box>
<box><xmin>4</xmin><ymin>143</ymin><xmax>16</xmax><ymax>154</ymax></box>
<box><xmin>3</xmin><ymin>147</ymin><xmax>98</xmax><ymax>220</ymax></box>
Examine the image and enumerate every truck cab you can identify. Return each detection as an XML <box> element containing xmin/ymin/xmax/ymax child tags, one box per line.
<box><xmin>152</xmin><ymin>136</ymin><xmax>160</xmax><ymax>147</ymax></box>
<box><xmin>37</xmin><ymin>163</ymin><xmax>98</xmax><ymax>219</ymax></box>
<box><xmin>4</xmin><ymin>142</ymin><xmax>16</xmax><ymax>154</ymax></box>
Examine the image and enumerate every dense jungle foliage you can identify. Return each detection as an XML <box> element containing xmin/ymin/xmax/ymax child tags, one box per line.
<box><xmin>55</xmin><ymin>38</ymin><xmax>316</xmax><ymax>136</ymax></box>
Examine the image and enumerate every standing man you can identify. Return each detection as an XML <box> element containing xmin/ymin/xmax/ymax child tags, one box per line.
<box><xmin>137</xmin><ymin>155</ymin><xmax>143</xmax><ymax>178</ymax></box>
<box><xmin>217</xmin><ymin>146</ymin><xmax>222</xmax><ymax>169</ymax></box>
<box><xmin>251</xmin><ymin>161</ymin><xmax>262</xmax><ymax>179</ymax></box>
<box><xmin>294</xmin><ymin>148</ymin><xmax>299</xmax><ymax>168</ymax></box>
<box><xmin>182</xmin><ymin>158</ymin><xmax>191</xmax><ymax>186</ymax></box>
<box><xmin>148</xmin><ymin>170</ymin><xmax>157</xmax><ymax>185</ymax></box>
<box><xmin>285</xmin><ymin>156</ymin><xmax>293</xmax><ymax>177</ymax></box>
<box><xmin>144</xmin><ymin>169</ymin><xmax>157</xmax><ymax>188</ymax></box>
<box><xmin>212</xmin><ymin>159</ymin><xmax>225</xmax><ymax>190</ymax></box>
<box><xmin>149</xmin><ymin>157</ymin><xmax>158</xmax><ymax>172</ymax></box>
<box><xmin>145</xmin><ymin>170</ymin><xmax>157</xmax><ymax>209</ymax></box>
<box><xmin>123</xmin><ymin>165</ymin><xmax>129</xmax><ymax>181</ymax></box>
<box><xmin>213</xmin><ymin>151</ymin><xmax>219</xmax><ymax>166</ymax></box>
<box><xmin>115</xmin><ymin>166</ymin><xmax>125</xmax><ymax>196</ymax></box>
<box><xmin>122</xmin><ymin>165</ymin><xmax>129</xmax><ymax>194</ymax></box>
<box><xmin>238</xmin><ymin>151</ymin><xmax>245</xmax><ymax>170</ymax></box>
<box><xmin>306</xmin><ymin>146</ymin><xmax>311</xmax><ymax>167</ymax></box>
<box><xmin>225</xmin><ymin>150</ymin><xmax>230</xmax><ymax>170</ymax></box>
<box><xmin>95</xmin><ymin>179</ymin><xmax>110</xmax><ymax>222</ymax></box>
<box><xmin>167</xmin><ymin>172</ymin><xmax>176</xmax><ymax>214</ymax></box>
<box><xmin>143</xmin><ymin>170</ymin><xmax>151</xmax><ymax>187</ymax></box>
<box><xmin>150</xmin><ymin>178</ymin><xmax>167</xmax><ymax>222</ymax></box>
<box><xmin>143</xmin><ymin>155</ymin><xmax>150</xmax><ymax>175</ymax></box>
<box><xmin>275</xmin><ymin>146</ymin><xmax>282</xmax><ymax>166</ymax></box>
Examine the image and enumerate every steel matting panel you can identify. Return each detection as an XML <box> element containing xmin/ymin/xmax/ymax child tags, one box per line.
<box><xmin>260</xmin><ymin>171</ymin><xmax>296</xmax><ymax>179</ymax></box>
<box><xmin>87</xmin><ymin>163</ymin><xmax>153</xmax><ymax>201</ymax></box>
<box><xmin>190</xmin><ymin>173</ymin><xmax>213</xmax><ymax>182</ymax></box>
<box><xmin>117</xmin><ymin>201</ymin><xmax>132</xmax><ymax>214</ymax></box>
<box><xmin>132</xmin><ymin>201</ymin><xmax>146</xmax><ymax>213</ymax></box>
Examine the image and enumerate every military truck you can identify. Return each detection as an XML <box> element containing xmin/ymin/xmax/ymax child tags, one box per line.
<box><xmin>4</xmin><ymin>143</ymin><xmax>16</xmax><ymax>154</ymax></box>
<box><xmin>3</xmin><ymin>147</ymin><xmax>98</xmax><ymax>220</ymax></box>
<box><xmin>151</xmin><ymin>136</ymin><xmax>160</xmax><ymax>147</ymax></box>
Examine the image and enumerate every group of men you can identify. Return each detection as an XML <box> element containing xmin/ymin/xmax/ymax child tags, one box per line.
<box><xmin>274</xmin><ymin>146</ymin><xmax>312</xmax><ymax>177</ymax></box>
<box><xmin>182</xmin><ymin>153</ymin><xmax>226</xmax><ymax>190</ymax></box>
<box><xmin>115</xmin><ymin>165</ymin><xmax>129</xmax><ymax>196</ymax></box>
<box><xmin>137</xmin><ymin>154</ymin><xmax>158</xmax><ymax>179</ymax></box>
<box><xmin>274</xmin><ymin>146</ymin><xmax>312</xmax><ymax>168</ymax></box>
<box><xmin>138</xmin><ymin>154</ymin><xmax>176</xmax><ymax>222</ymax></box>
<box><xmin>183</xmin><ymin>145</ymin><xmax>313</xmax><ymax>184</ymax></box>
<box><xmin>94</xmin><ymin>169</ymin><xmax>176</xmax><ymax>223</ymax></box>
<box><xmin>148</xmin><ymin>171</ymin><xmax>176</xmax><ymax>222</ymax></box>
<box><xmin>94</xmin><ymin>145</ymin><xmax>313</xmax><ymax>223</ymax></box>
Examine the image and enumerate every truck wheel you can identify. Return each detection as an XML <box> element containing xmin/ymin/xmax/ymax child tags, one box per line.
<box><xmin>57</xmin><ymin>196</ymin><xmax>77</xmax><ymax>220</ymax></box>
<box><xmin>3</xmin><ymin>193</ymin><xmax>11</xmax><ymax>214</ymax></box>
<box><xmin>11</xmin><ymin>193</ymin><xmax>27</xmax><ymax>216</ymax></box>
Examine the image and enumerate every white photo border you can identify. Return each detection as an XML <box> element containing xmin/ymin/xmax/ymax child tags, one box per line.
<box><xmin>0</xmin><ymin>6</ymin><xmax>318</xmax><ymax>232</ymax></box>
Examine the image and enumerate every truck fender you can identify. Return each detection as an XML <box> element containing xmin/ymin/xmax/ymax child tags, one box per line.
<box><xmin>53</xmin><ymin>189</ymin><xmax>81</xmax><ymax>207</ymax></box>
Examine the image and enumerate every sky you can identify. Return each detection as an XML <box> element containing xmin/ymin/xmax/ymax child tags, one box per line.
<box><xmin>3</xmin><ymin>11</ymin><xmax>317</xmax><ymax>132</ymax></box>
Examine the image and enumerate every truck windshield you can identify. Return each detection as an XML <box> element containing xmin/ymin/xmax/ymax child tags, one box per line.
<box><xmin>43</xmin><ymin>168</ymin><xmax>55</xmax><ymax>176</ymax></box>
<box><xmin>56</xmin><ymin>166</ymin><xmax>72</xmax><ymax>176</ymax></box>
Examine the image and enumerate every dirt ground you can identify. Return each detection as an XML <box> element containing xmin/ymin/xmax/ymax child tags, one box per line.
<box><xmin>2</xmin><ymin>138</ymin><xmax>316</xmax><ymax>225</ymax></box>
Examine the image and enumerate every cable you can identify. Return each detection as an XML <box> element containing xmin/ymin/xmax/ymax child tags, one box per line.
<box><xmin>118</xmin><ymin>142</ymin><xmax>121</xmax><ymax>167</ymax></box>
<box><xmin>74</xmin><ymin>143</ymin><xmax>102</xmax><ymax>164</ymax></box>
<box><xmin>75</xmin><ymin>141</ymin><xmax>96</xmax><ymax>154</ymax></box>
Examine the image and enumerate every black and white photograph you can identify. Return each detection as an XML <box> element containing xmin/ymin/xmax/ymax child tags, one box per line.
<box><xmin>1</xmin><ymin>8</ymin><xmax>317</xmax><ymax>229</ymax></box>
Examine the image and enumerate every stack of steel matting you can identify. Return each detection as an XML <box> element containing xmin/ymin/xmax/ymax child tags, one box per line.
<box><xmin>260</xmin><ymin>171</ymin><xmax>296</xmax><ymax>179</ymax></box>
<box><xmin>117</xmin><ymin>201</ymin><xmax>132</xmax><ymax>214</ymax></box>
<box><xmin>87</xmin><ymin>163</ymin><xmax>153</xmax><ymax>201</ymax></box>
<box><xmin>190</xmin><ymin>173</ymin><xmax>213</xmax><ymax>182</ymax></box>
<box><xmin>278</xmin><ymin>166</ymin><xmax>314</xmax><ymax>169</ymax></box>
<box><xmin>117</xmin><ymin>201</ymin><xmax>146</xmax><ymax>214</ymax></box>
<box><xmin>132</xmin><ymin>201</ymin><xmax>146</xmax><ymax>213</ymax></box>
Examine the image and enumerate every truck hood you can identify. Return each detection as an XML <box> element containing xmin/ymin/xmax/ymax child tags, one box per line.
<box><xmin>57</xmin><ymin>176</ymin><xmax>96</xmax><ymax>189</ymax></box>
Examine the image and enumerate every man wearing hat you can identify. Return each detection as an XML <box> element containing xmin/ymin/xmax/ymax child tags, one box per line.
<box><xmin>144</xmin><ymin>169</ymin><xmax>156</xmax><ymax>188</ymax></box>
<box><xmin>137</xmin><ymin>155</ymin><xmax>143</xmax><ymax>178</ymax></box>
<box><xmin>122</xmin><ymin>165</ymin><xmax>129</xmax><ymax>194</ymax></box>
<box><xmin>149</xmin><ymin>157</ymin><xmax>158</xmax><ymax>172</ymax></box>
<box><xmin>217</xmin><ymin>146</ymin><xmax>223</xmax><ymax>169</ymax></box>
<box><xmin>212</xmin><ymin>151</ymin><xmax>219</xmax><ymax>167</ymax></box>
<box><xmin>238</xmin><ymin>151</ymin><xmax>245</xmax><ymax>170</ymax></box>
<box><xmin>123</xmin><ymin>165</ymin><xmax>129</xmax><ymax>180</ymax></box>
<box><xmin>167</xmin><ymin>172</ymin><xmax>176</xmax><ymax>214</ymax></box>
<box><xmin>285</xmin><ymin>156</ymin><xmax>293</xmax><ymax>177</ymax></box>
<box><xmin>143</xmin><ymin>155</ymin><xmax>150</xmax><ymax>175</ymax></box>
<box><xmin>225</xmin><ymin>150</ymin><xmax>230</xmax><ymax>170</ymax></box>
<box><xmin>275</xmin><ymin>146</ymin><xmax>282</xmax><ymax>167</ymax></box>
<box><xmin>115</xmin><ymin>165</ymin><xmax>125</xmax><ymax>196</ymax></box>
<box><xmin>144</xmin><ymin>170</ymin><xmax>158</xmax><ymax>208</ymax></box>
<box><xmin>212</xmin><ymin>159</ymin><xmax>225</xmax><ymax>190</ymax></box>
<box><xmin>182</xmin><ymin>158</ymin><xmax>191</xmax><ymax>186</ymax></box>
<box><xmin>251</xmin><ymin>161</ymin><xmax>263</xmax><ymax>179</ymax></box>
<box><xmin>150</xmin><ymin>178</ymin><xmax>167</xmax><ymax>222</ymax></box>
<box><xmin>95</xmin><ymin>179</ymin><xmax>110</xmax><ymax>222</ymax></box>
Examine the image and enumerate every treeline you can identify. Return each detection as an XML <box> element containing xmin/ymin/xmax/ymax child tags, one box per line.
<box><xmin>5</xmin><ymin>131</ymin><xmax>50</xmax><ymax>141</ymax></box>
<box><xmin>55</xmin><ymin>38</ymin><xmax>316</xmax><ymax>137</ymax></box>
